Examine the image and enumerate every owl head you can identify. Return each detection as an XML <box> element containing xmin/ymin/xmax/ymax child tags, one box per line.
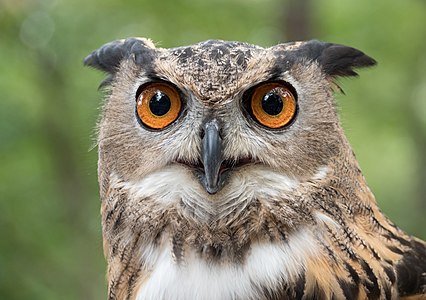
<box><xmin>85</xmin><ymin>38</ymin><xmax>375</xmax><ymax>223</ymax></box>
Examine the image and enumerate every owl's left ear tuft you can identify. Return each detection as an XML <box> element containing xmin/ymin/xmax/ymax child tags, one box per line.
<box><xmin>299</xmin><ymin>40</ymin><xmax>377</xmax><ymax>78</ymax></box>
<box><xmin>318</xmin><ymin>43</ymin><xmax>377</xmax><ymax>78</ymax></box>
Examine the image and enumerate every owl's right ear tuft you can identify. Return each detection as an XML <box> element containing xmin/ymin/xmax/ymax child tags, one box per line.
<box><xmin>83</xmin><ymin>37</ymin><xmax>156</xmax><ymax>75</ymax></box>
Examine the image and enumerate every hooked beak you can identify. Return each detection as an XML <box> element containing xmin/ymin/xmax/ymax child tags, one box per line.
<box><xmin>202</xmin><ymin>119</ymin><xmax>223</xmax><ymax>194</ymax></box>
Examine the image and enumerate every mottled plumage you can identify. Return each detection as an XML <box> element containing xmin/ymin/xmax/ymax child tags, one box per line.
<box><xmin>84</xmin><ymin>38</ymin><xmax>426</xmax><ymax>300</ymax></box>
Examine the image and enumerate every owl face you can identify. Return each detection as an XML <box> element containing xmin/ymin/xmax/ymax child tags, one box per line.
<box><xmin>87</xmin><ymin>38</ymin><xmax>375</xmax><ymax>222</ymax></box>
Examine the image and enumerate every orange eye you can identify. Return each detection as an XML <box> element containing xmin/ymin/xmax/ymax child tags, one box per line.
<box><xmin>250</xmin><ymin>83</ymin><xmax>297</xmax><ymax>129</ymax></box>
<box><xmin>136</xmin><ymin>83</ymin><xmax>182</xmax><ymax>129</ymax></box>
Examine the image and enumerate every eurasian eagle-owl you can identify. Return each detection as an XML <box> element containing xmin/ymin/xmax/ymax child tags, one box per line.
<box><xmin>84</xmin><ymin>38</ymin><xmax>426</xmax><ymax>300</ymax></box>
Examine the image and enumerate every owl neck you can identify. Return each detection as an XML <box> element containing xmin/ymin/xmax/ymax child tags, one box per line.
<box><xmin>102</xmin><ymin>145</ymin><xmax>411</xmax><ymax>300</ymax></box>
<box><xmin>329</xmin><ymin>142</ymin><xmax>379</xmax><ymax>206</ymax></box>
<box><xmin>102</xmin><ymin>142</ymin><xmax>383</xmax><ymax>257</ymax></box>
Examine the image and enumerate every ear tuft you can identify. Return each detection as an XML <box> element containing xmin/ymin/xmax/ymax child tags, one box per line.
<box><xmin>83</xmin><ymin>37</ymin><xmax>155</xmax><ymax>74</ymax></box>
<box><xmin>293</xmin><ymin>40</ymin><xmax>377</xmax><ymax>78</ymax></box>
<box><xmin>317</xmin><ymin>43</ymin><xmax>377</xmax><ymax>77</ymax></box>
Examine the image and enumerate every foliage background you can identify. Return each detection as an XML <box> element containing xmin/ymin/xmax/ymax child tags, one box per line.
<box><xmin>0</xmin><ymin>0</ymin><xmax>425</xmax><ymax>298</ymax></box>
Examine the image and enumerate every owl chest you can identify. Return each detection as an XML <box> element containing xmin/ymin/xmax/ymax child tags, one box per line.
<box><xmin>135</xmin><ymin>229</ymin><xmax>319</xmax><ymax>300</ymax></box>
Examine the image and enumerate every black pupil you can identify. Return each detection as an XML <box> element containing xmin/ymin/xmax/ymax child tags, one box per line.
<box><xmin>149</xmin><ymin>91</ymin><xmax>171</xmax><ymax>116</ymax></box>
<box><xmin>262</xmin><ymin>92</ymin><xmax>283</xmax><ymax>115</ymax></box>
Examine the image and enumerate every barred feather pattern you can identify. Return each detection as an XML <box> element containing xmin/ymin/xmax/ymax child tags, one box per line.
<box><xmin>100</xmin><ymin>154</ymin><xmax>426</xmax><ymax>300</ymax></box>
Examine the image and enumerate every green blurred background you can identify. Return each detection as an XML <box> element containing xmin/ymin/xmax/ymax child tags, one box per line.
<box><xmin>0</xmin><ymin>0</ymin><xmax>425</xmax><ymax>298</ymax></box>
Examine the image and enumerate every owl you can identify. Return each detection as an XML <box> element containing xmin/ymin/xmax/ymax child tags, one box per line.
<box><xmin>84</xmin><ymin>38</ymin><xmax>426</xmax><ymax>300</ymax></box>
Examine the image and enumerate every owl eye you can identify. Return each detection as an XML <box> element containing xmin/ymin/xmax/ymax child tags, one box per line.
<box><xmin>250</xmin><ymin>82</ymin><xmax>297</xmax><ymax>129</ymax></box>
<box><xmin>136</xmin><ymin>82</ymin><xmax>182</xmax><ymax>129</ymax></box>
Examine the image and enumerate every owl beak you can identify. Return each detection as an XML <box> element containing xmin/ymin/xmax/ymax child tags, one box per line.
<box><xmin>202</xmin><ymin>119</ymin><xmax>223</xmax><ymax>194</ymax></box>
